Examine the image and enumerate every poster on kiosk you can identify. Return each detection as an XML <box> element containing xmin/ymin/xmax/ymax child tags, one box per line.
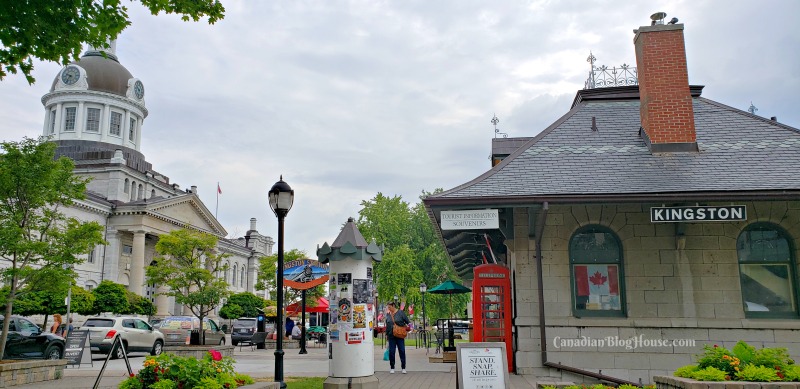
<box><xmin>317</xmin><ymin>218</ymin><xmax>383</xmax><ymax>379</ymax></box>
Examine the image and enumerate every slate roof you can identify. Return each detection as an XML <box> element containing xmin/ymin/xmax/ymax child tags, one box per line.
<box><xmin>429</xmin><ymin>86</ymin><xmax>800</xmax><ymax>204</ymax></box>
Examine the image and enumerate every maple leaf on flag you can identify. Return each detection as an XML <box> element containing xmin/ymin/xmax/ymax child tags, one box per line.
<box><xmin>589</xmin><ymin>271</ymin><xmax>607</xmax><ymax>286</ymax></box>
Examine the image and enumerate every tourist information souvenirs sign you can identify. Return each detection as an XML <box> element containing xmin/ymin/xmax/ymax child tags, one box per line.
<box><xmin>456</xmin><ymin>342</ymin><xmax>510</xmax><ymax>389</ymax></box>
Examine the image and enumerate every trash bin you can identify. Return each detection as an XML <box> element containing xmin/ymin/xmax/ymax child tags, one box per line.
<box><xmin>190</xmin><ymin>329</ymin><xmax>201</xmax><ymax>345</ymax></box>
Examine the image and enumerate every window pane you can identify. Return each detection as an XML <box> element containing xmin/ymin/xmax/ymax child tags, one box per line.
<box><xmin>64</xmin><ymin>107</ymin><xmax>76</xmax><ymax>131</ymax></box>
<box><xmin>573</xmin><ymin>264</ymin><xmax>622</xmax><ymax>311</ymax></box>
<box><xmin>50</xmin><ymin>110</ymin><xmax>56</xmax><ymax>134</ymax></box>
<box><xmin>129</xmin><ymin>118</ymin><xmax>136</xmax><ymax>141</ymax></box>
<box><xmin>571</xmin><ymin>230</ymin><xmax>620</xmax><ymax>263</ymax></box>
<box><xmin>740</xmin><ymin>263</ymin><xmax>796</xmax><ymax>313</ymax></box>
<box><xmin>86</xmin><ymin>108</ymin><xmax>100</xmax><ymax>132</ymax></box>
<box><xmin>737</xmin><ymin>228</ymin><xmax>791</xmax><ymax>262</ymax></box>
<box><xmin>110</xmin><ymin>112</ymin><xmax>122</xmax><ymax>136</ymax></box>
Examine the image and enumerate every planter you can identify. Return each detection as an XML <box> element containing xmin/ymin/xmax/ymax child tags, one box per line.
<box><xmin>0</xmin><ymin>359</ymin><xmax>67</xmax><ymax>388</ymax></box>
<box><xmin>162</xmin><ymin>344</ymin><xmax>235</xmax><ymax>358</ymax></box>
<box><xmin>654</xmin><ymin>376</ymin><xmax>800</xmax><ymax>389</ymax></box>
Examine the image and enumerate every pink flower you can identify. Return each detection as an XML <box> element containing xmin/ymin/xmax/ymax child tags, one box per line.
<box><xmin>209</xmin><ymin>349</ymin><xmax>222</xmax><ymax>361</ymax></box>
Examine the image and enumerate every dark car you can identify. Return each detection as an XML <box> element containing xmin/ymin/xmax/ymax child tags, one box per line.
<box><xmin>230</xmin><ymin>317</ymin><xmax>256</xmax><ymax>346</ymax></box>
<box><xmin>0</xmin><ymin>316</ymin><xmax>65</xmax><ymax>360</ymax></box>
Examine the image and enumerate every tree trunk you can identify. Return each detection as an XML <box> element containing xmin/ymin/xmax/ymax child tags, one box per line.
<box><xmin>0</xmin><ymin>283</ymin><xmax>18</xmax><ymax>361</ymax></box>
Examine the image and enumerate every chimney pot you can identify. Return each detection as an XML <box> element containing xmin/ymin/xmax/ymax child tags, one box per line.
<box><xmin>250</xmin><ymin>218</ymin><xmax>257</xmax><ymax>231</ymax></box>
<box><xmin>771</xmin><ymin>116</ymin><xmax>777</xmax><ymax>122</ymax></box>
<box><xmin>190</xmin><ymin>185</ymin><xmax>197</xmax><ymax>194</ymax></box>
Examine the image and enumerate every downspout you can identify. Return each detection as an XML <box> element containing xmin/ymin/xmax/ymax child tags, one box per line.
<box><xmin>534</xmin><ymin>202</ymin><xmax>636</xmax><ymax>385</ymax></box>
<box><xmin>99</xmin><ymin>205</ymin><xmax>114</xmax><ymax>282</ymax></box>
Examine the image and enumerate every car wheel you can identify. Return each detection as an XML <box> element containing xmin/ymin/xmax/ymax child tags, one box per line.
<box><xmin>151</xmin><ymin>340</ymin><xmax>163</xmax><ymax>356</ymax></box>
<box><xmin>44</xmin><ymin>345</ymin><xmax>62</xmax><ymax>360</ymax></box>
<box><xmin>219</xmin><ymin>338</ymin><xmax>225</xmax><ymax>345</ymax></box>
<box><xmin>232</xmin><ymin>340</ymin><xmax>239</xmax><ymax>346</ymax></box>
<box><xmin>112</xmin><ymin>341</ymin><xmax>127</xmax><ymax>360</ymax></box>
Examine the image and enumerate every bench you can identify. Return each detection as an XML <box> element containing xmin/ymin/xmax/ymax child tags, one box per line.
<box><xmin>238</xmin><ymin>331</ymin><xmax>268</xmax><ymax>351</ymax></box>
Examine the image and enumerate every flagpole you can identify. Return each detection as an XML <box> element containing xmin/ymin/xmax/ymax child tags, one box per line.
<box><xmin>215</xmin><ymin>182</ymin><xmax>219</xmax><ymax>219</ymax></box>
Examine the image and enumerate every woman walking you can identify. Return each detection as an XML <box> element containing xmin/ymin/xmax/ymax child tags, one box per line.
<box><xmin>385</xmin><ymin>302</ymin><xmax>410</xmax><ymax>374</ymax></box>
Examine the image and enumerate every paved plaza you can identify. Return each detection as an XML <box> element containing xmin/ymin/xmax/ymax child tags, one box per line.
<box><xmin>11</xmin><ymin>341</ymin><xmax>537</xmax><ymax>388</ymax></box>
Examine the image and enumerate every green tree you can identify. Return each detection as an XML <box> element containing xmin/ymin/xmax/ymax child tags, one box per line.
<box><xmin>146</xmin><ymin>228</ymin><xmax>230</xmax><ymax>345</ymax></box>
<box><xmin>0</xmin><ymin>0</ymin><xmax>225</xmax><ymax>83</ymax></box>
<box><xmin>126</xmin><ymin>291</ymin><xmax>155</xmax><ymax>316</ymax></box>
<box><xmin>356</xmin><ymin>190</ymin><xmax>466</xmax><ymax>323</ymax></box>
<box><xmin>224</xmin><ymin>292</ymin><xmax>266</xmax><ymax>318</ymax></box>
<box><xmin>92</xmin><ymin>280</ymin><xmax>130</xmax><ymax>314</ymax></box>
<box><xmin>0</xmin><ymin>137</ymin><xmax>105</xmax><ymax>359</ymax></box>
<box><xmin>69</xmin><ymin>286</ymin><xmax>95</xmax><ymax>315</ymax></box>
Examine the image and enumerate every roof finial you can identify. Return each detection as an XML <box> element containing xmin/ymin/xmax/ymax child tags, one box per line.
<box><xmin>492</xmin><ymin>114</ymin><xmax>507</xmax><ymax>138</ymax></box>
<box><xmin>748</xmin><ymin>102</ymin><xmax>758</xmax><ymax>115</ymax></box>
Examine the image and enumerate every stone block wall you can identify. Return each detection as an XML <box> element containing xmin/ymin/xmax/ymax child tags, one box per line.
<box><xmin>509</xmin><ymin>201</ymin><xmax>800</xmax><ymax>384</ymax></box>
<box><xmin>0</xmin><ymin>360</ymin><xmax>67</xmax><ymax>388</ymax></box>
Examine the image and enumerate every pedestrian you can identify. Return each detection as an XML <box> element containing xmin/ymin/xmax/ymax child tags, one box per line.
<box><xmin>285</xmin><ymin>317</ymin><xmax>295</xmax><ymax>339</ymax></box>
<box><xmin>50</xmin><ymin>314</ymin><xmax>63</xmax><ymax>335</ymax></box>
<box><xmin>62</xmin><ymin>318</ymin><xmax>74</xmax><ymax>337</ymax></box>
<box><xmin>291</xmin><ymin>323</ymin><xmax>302</xmax><ymax>340</ymax></box>
<box><xmin>385</xmin><ymin>302</ymin><xmax>410</xmax><ymax>374</ymax></box>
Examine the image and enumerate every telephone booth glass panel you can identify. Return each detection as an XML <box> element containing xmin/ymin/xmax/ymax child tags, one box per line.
<box><xmin>473</xmin><ymin>264</ymin><xmax>513</xmax><ymax>372</ymax></box>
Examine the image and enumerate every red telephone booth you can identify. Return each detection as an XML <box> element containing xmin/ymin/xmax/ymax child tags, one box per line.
<box><xmin>472</xmin><ymin>263</ymin><xmax>513</xmax><ymax>372</ymax></box>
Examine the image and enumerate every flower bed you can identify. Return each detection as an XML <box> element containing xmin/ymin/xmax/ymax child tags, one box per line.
<box><xmin>671</xmin><ymin>341</ymin><xmax>800</xmax><ymax>382</ymax></box>
<box><xmin>119</xmin><ymin>349</ymin><xmax>254</xmax><ymax>389</ymax></box>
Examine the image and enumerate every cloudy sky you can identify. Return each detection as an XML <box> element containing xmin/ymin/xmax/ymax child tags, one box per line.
<box><xmin>2</xmin><ymin>0</ymin><xmax>799</xmax><ymax>257</ymax></box>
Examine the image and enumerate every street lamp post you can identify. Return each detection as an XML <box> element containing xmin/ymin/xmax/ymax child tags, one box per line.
<box><xmin>299</xmin><ymin>289</ymin><xmax>307</xmax><ymax>354</ymax></box>
<box><xmin>419</xmin><ymin>282</ymin><xmax>427</xmax><ymax>347</ymax></box>
<box><xmin>269</xmin><ymin>176</ymin><xmax>294</xmax><ymax>389</ymax></box>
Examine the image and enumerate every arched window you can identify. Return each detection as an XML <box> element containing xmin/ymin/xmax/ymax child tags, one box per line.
<box><xmin>124</xmin><ymin>178</ymin><xmax>129</xmax><ymax>193</ymax></box>
<box><xmin>131</xmin><ymin>181</ymin><xmax>137</xmax><ymax>200</ymax></box>
<box><xmin>151</xmin><ymin>189</ymin><xmax>156</xmax><ymax>198</ymax></box>
<box><xmin>233</xmin><ymin>264</ymin><xmax>238</xmax><ymax>286</ymax></box>
<box><xmin>569</xmin><ymin>225</ymin><xmax>625</xmax><ymax>317</ymax></box>
<box><xmin>737</xmin><ymin>223</ymin><xmax>798</xmax><ymax>318</ymax></box>
<box><xmin>241</xmin><ymin>267</ymin><xmax>246</xmax><ymax>288</ymax></box>
<box><xmin>137</xmin><ymin>184</ymin><xmax>143</xmax><ymax>200</ymax></box>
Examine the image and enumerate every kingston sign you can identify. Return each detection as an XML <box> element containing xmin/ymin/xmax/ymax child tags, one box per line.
<box><xmin>650</xmin><ymin>205</ymin><xmax>746</xmax><ymax>223</ymax></box>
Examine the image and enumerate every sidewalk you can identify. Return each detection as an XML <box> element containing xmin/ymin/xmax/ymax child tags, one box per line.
<box><xmin>11</xmin><ymin>344</ymin><xmax>536</xmax><ymax>388</ymax></box>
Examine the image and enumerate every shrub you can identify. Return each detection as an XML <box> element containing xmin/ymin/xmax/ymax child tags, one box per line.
<box><xmin>734</xmin><ymin>365</ymin><xmax>781</xmax><ymax>382</ymax></box>
<box><xmin>690</xmin><ymin>367</ymin><xmax>727</xmax><ymax>381</ymax></box>
<box><xmin>674</xmin><ymin>365</ymin><xmax>700</xmax><ymax>378</ymax></box>
<box><xmin>784</xmin><ymin>365</ymin><xmax>800</xmax><ymax>381</ymax></box>
<box><xmin>118</xmin><ymin>350</ymin><xmax>253</xmax><ymax>389</ymax></box>
<box><xmin>696</xmin><ymin>344</ymin><xmax>736</xmax><ymax>375</ymax></box>
<box><xmin>751</xmin><ymin>346</ymin><xmax>794</xmax><ymax>372</ymax></box>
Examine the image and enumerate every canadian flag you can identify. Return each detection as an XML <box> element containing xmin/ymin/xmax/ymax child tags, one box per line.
<box><xmin>217</xmin><ymin>183</ymin><xmax>222</xmax><ymax>194</ymax></box>
<box><xmin>575</xmin><ymin>265</ymin><xmax>618</xmax><ymax>297</ymax></box>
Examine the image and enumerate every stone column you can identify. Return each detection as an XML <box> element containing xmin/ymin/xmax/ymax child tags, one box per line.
<box><xmin>156</xmin><ymin>286</ymin><xmax>170</xmax><ymax>316</ymax></box>
<box><xmin>103</xmin><ymin>228</ymin><xmax>121</xmax><ymax>282</ymax></box>
<box><xmin>129</xmin><ymin>231</ymin><xmax>146</xmax><ymax>295</ymax></box>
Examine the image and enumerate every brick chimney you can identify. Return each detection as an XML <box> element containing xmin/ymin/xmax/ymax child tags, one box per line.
<box><xmin>634</xmin><ymin>22</ymin><xmax>698</xmax><ymax>152</ymax></box>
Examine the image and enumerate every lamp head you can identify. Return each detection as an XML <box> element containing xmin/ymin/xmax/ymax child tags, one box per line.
<box><xmin>268</xmin><ymin>175</ymin><xmax>294</xmax><ymax>217</ymax></box>
<box><xmin>420</xmin><ymin>282</ymin><xmax>427</xmax><ymax>293</ymax></box>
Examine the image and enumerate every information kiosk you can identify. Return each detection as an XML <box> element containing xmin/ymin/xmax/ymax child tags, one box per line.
<box><xmin>472</xmin><ymin>263</ymin><xmax>513</xmax><ymax>372</ymax></box>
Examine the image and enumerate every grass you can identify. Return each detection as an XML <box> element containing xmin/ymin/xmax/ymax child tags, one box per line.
<box><xmin>373</xmin><ymin>334</ymin><xmax>469</xmax><ymax>347</ymax></box>
<box><xmin>255</xmin><ymin>376</ymin><xmax>326</xmax><ymax>388</ymax></box>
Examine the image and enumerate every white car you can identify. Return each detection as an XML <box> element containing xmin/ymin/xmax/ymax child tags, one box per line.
<box><xmin>82</xmin><ymin>316</ymin><xmax>165</xmax><ymax>359</ymax></box>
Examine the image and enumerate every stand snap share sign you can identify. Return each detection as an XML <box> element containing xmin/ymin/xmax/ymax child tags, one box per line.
<box><xmin>456</xmin><ymin>342</ymin><xmax>510</xmax><ymax>389</ymax></box>
<box><xmin>442</xmin><ymin>209</ymin><xmax>499</xmax><ymax>230</ymax></box>
<box><xmin>650</xmin><ymin>205</ymin><xmax>746</xmax><ymax>223</ymax></box>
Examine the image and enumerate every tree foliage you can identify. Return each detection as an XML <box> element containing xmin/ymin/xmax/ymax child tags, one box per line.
<box><xmin>223</xmin><ymin>292</ymin><xmax>266</xmax><ymax>318</ymax></box>
<box><xmin>127</xmin><ymin>291</ymin><xmax>155</xmax><ymax>316</ymax></box>
<box><xmin>0</xmin><ymin>137</ymin><xmax>105</xmax><ymax>359</ymax></box>
<box><xmin>356</xmin><ymin>190</ymin><xmax>467</xmax><ymax>322</ymax></box>
<box><xmin>218</xmin><ymin>303</ymin><xmax>243</xmax><ymax>321</ymax></box>
<box><xmin>146</xmin><ymin>228</ymin><xmax>229</xmax><ymax>344</ymax></box>
<box><xmin>92</xmin><ymin>280</ymin><xmax>130</xmax><ymax>314</ymax></box>
<box><xmin>0</xmin><ymin>0</ymin><xmax>226</xmax><ymax>83</ymax></box>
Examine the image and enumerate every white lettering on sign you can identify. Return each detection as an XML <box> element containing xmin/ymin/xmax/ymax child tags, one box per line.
<box><xmin>441</xmin><ymin>209</ymin><xmax>499</xmax><ymax>230</ymax></box>
<box><xmin>650</xmin><ymin>206</ymin><xmax>746</xmax><ymax>223</ymax></box>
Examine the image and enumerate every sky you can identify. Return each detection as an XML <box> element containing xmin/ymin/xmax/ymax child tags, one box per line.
<box><xmin>2</xmin><ymin>0</ymin><xmax>799</xmax><ymax>258</ymax></box>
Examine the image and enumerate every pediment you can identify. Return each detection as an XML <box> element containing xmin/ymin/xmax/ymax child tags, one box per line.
<box><xmin>143</xmin><ymin>195</ymin><xmax>226</xmax><ymax>236</ymax></box>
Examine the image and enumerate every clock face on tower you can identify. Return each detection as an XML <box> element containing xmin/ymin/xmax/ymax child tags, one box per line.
<box><xmin>134</xmin><ymin>80</ymin><xmax>144</xmax><ymax>99</ymax></box>
<box><xmin>61</xmin><ymin>66</ymin><xmax>80</xmax><ymax>85</ymax></box>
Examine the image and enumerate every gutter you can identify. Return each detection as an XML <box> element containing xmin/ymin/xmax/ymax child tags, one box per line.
<box><xmin>533</xmin><ymin>202</ymin><xmax>637</xmax><ymax>386</ymax></box>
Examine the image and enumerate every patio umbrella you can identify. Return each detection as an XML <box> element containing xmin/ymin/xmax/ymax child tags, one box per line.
<box><xmin>427</xmin><ymin>280</ymin><xmax>471</xmax><ymax>318</ymax></box>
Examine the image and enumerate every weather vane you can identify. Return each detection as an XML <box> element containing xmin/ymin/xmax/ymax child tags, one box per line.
<box><xmin>748</xmin><ymin>102</ymin><xmax>758</xmax><ymax>115</ymax></box>
<box><xmin>492</xmin><ymin>114</ymin><xmax>507</xmax><ymax>138</ymax></box>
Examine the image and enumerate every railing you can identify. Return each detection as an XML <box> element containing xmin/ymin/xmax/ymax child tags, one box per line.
<box><xmin>584</xmin><ymin>52</ymin><xmax>638</xmax><ymax>89</ymax></box>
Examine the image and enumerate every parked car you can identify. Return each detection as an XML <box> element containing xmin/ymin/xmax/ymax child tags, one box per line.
<box><xmin>82</xmin><ymin>316</ymin><xmax>164</xmax><ymax>359</ymax></box>
<box><xmin>158</xmin><ymin>316</ymin><xmax>226</xmax><ymax>346</ymax></box>
<box><xmin>230</xmin><ymin>317</ymin><xmax>256</xmax><ymax>346</ymax></box>
<box><xmin>0</xmin><ymin>316</ymin><xmax>65</xmax><ymax>360</ymax></box>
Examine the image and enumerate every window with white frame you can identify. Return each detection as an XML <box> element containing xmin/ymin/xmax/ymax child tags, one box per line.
<box><xmin>49</xmin><ymin>110</ymin><xmax>56</xmax><ymax>134</ymax></box>
<box><xmin>64</xmin><ymin>107</ymin><xmax>77</xmax><ymax>131</ymax></box>
<box><xmin>86</xmin><ymin>107</ymin><xmax>101</xmax><ymax>132</ymax></box>
<box><xmin>124</xmin><ymin>178</ymin><xmax>129</xmax><ymax>193</ymax></box>
<box><xmin>110</xmin><ymin>111</ymin><xmax>122</xmax><ymax>136</ymax></box>
<box><xmin>129</xmin><ymin>118</ymin><xmax>136</xmax><ymax>142</ymax></box>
